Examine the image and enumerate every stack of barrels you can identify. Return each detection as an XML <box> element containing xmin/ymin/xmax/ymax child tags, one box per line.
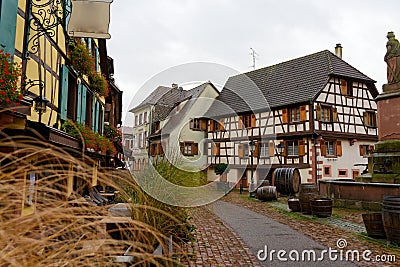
<box><xmin>298</xmin><ymin>183</ymin><xmax>319</xmax><ymax>214</ymax></box>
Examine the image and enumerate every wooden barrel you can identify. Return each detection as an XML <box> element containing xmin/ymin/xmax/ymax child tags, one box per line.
<box><xmin>298</xmin><ymin>183</ymin><xmax>319</xmax><ymax>214</ymax></box>
<box><xmin>362</xmin><ymin>213</ymin><xmax>386</xmax><ymax>238</ymax></box>
<box><xmin>256</xmin><ymin>186</ymin><xmax>277</xmax><ymax>201</ymax></box>
<box><xmin>311</xmin><ymin>198</ymin><xmax>333</xmax><ymax>218</ymax></box>
<box><xmin>273</xmin><ymin>168</ymin><xmax>301</xmax><ymax>195</ymax></box>
<box><xmin>288</xmin><ymin>198</ymin><xmax>301</xmax><ymax>212</ymax></box>
<box><xmin>382</xmin><ymin>196</ymin><xmax>400</xmax><ymax>243</ymax></box>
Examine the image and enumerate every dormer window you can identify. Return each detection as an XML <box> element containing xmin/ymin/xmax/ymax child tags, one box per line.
<box><xmin>341</xmin><ymin>79</ymin><xmax>353</xmax><ymax>97</ymax></box>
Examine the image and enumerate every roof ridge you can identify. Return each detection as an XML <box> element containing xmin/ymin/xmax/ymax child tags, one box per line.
<box><xmin>237</xmin><ymin>50</ymin><xmax>329</xmax><ymax>77</ymax></box>
<box><xmin>326</xmin><ymin>50</ymin><xmax>376</xmax><ymax>82</ymax></box>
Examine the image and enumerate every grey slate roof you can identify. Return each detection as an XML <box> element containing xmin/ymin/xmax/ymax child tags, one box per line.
<box><xmin>150</xmin><ymin>82</ymin><xmax>217</xmax><ymax>137</ymax></box>
<box><xmin>206</xmin><ymin>50</ymin><xmax>378</xmax><ymax>117</ymax></box>
<box><xmin>129</xmin><ymin>86</ymin><xmax>172</xmax><ymax>113</ymax></box>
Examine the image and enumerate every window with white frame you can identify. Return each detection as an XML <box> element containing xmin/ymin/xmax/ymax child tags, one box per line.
<box><xmin>287</xmin><ymin>141</ymin><xmax>299</xmax><ymax>156</ymax></box>
<box><xmin>139</xmin><ymin>114</ymin><xmax>143</xmax><ymax>125</ymax></box>
<box><xmin>326</xmin><ymin>141</ymin><xmax>336</xmax><ymax>156</ymax></box>
<box><xmin>259</xmin><ymin>143</ymin><xmax>269</xmax><ymax>158</ymax></box>
<box><xmin>289</xmin><ymin>107</ymin><xmax>300</xmax><ymax>123</ymax></box>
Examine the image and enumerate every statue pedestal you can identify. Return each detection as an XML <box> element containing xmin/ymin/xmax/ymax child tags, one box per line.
<box><xmin>382</xmin><ymin>82</ymin><xmax>400</xmax><ymax>93</ymax></box>
<box><xmin>376</xmin><ymin>85</ymin><xmax>400</xmax><ymax>141</ymax></box>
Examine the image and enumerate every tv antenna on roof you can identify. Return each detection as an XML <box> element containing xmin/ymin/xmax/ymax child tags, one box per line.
<box><xmin>250</xmin><ymin>47</ymin><xmax>258</xmax><ymax>70</ymax></box>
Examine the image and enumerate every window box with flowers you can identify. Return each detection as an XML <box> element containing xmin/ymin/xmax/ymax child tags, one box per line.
<box><xmin>62</xmin><ymin>120</ymin><xmax>116</xmax><ymax>155</ymax></box>
<box><xmin>0</xmin><ymin>50</ymin><xmax>23</xmax><ymax>108</ymax></box>
<box><xmin>67</xmin><ymin>39</ymin><xmax>95</xmax><ymax>76</ymax></box>
<box><xmin>89</xmin><ymin>72</ymin><xmax>108</xmax><ymax>97</ymax></box>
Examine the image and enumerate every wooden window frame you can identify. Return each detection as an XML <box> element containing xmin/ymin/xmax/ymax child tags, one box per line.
<box><xmin>259</xmin><ymin>142</ymin><xmax>270</xmax><ymax>158</ymax></box>
<box><xmin>239</xmin><ymin>114</ymin><xmax>256</xmax><ymax>129</ymax></box>
<box><xmin>320</xmin><ymin>139</ymin><xmax>342</xmax><ymax>158</ymax></box>
<box><xmin>139</xmin><ymin>114</ymin><xmax>143</xmax><ymax>125</ymax></box>
<box><xmin>191</xmin><ymin>118</ymin><xmax>208</xmax><ymax>131</ymax></box>
<box><xmin>180</xmin><ymin>141</ymin><xmax>198</xmax><ymax>156</ymax></box>
<box><xmin>289</xmin><ymin>107</ymin><xmax>300</xmax><ymax>123</ymax></box>
<box><xmin>238</xmin><ymin>143</ymin><xmax>249</xmax><ymax>159</ymax></box>
<box><xmin>286</xmin><ymin>140</ymin><xmax>299</xmax><ymax>156</ymax></box>
<box><xmin>341</xmin><ymin>79</ymin><xmax>353</xmax><ymax>97</ymax></box>
<box><xmin>359</xmin><ymin>144</ymin><xmax>374</xmax><ymax>157</ymax></box>
<box><xmin>144</xmin><ymin>112</ymin><xmax>148</xmax><ymax>124</ymax></box>
<box><xmin>364</xmin><ymin>111</ymin><xmax>377</xmax><ymax>128</ymax></box>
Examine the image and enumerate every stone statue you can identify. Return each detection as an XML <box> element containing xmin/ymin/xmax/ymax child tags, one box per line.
<box><xmin>384</xmin><ymin>31</ymin><xmax>400</xmax><ymax>84</ymax></box>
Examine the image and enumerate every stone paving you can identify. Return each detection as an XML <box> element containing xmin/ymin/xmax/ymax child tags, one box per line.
<box><xmin>180</xmin><ymin>206</ymin><xmax>261</xmax><ymax>267</ymax></box>
<box><xmin>180</xmin><ymin>192</ymin><xmax>400</xmax><ymax>267</ymax></box>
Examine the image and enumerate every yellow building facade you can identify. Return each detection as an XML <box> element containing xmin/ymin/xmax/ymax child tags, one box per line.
<box><xmin>0</xmin><ymin>0</ymin><xmax>122</xmax><ymax>216</ymax></box>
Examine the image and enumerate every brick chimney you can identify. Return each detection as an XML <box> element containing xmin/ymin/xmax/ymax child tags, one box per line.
<box><xmin>335</xmin><ymin>44</ymin><xmax>343</xmax><ymax>59</ymax></box>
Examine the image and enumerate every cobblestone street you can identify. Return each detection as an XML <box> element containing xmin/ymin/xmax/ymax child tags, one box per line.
<box><xmin>180</xmin><ymin>191</ymin><xmax>400</xmax><ymax>267</ymax></box>
<box><xmin>180</xmin><ymin>205</ymin><xmax>261</xmax><ymax>267</ymax></box>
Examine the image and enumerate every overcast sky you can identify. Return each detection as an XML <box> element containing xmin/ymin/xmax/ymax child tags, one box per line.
<box><xmin>107</xmin><ymin>0</ymin><xmax>399</xmax><ymax>126</ymax></box>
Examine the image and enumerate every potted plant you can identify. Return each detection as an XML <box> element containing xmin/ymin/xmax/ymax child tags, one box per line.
<box><xmin>88</xmin><ymin>72</ymin><xmax>108</xmax><ymax>97</ymax></box>
<box><xmin>0</xmin><ymin>50</ymin><xmax>23</xmax><ymax>107</ymax></box>
<box><xmin>67</xmin><ymin>39</ymin><xmax>94</xmax><ymax>76</ymax></box>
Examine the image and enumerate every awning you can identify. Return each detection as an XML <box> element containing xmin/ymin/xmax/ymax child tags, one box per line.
<box><xmin>67</xmin><ymin>0</ymin><xmax>113</xmax><ymax>39</ymax></box>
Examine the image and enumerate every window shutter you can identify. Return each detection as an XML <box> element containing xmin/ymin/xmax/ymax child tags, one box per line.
<box><xmin>193</xmin><ymin>143</ymin><xmax>199</xmax><ymax>155</ymax></box>
<box><xmin>298</xmin><ymin>140</ymin><xmax>305</xmax><ymax>156</ymax></box>
<box><xmin>332</xmin><ymin>107</ymin><xmax>338</xmax><ymax>122</ymax></box>
<box><xmin>253</xmin><ymin>142</ymin><xmax>260</xmax><ymax>157</ymax></box>
<box><xmin>316</xmin><ymin>105</ymin><xmax>322</xmax><ymax>121</ymax></box>
<box><xmin>60</xmin><ymin>65</ymin><xmax>69</xmax><ymax>120</ymax></box>
<box><xmin>76</xmin><ymin>83</ymin><xmax>82</xmax><ymax>123</ymax></box>
<box><xmin>268</xmin><ymin>141</ymin><xmax>275</xmax><ymax>157</ymax></box>
<box><xmin>155</xmin><ymin>143</ymin><xmax>161</xmax><ymax>155</ymax></box>
<box><xmin>213</xmin><ymin>143</ymin><xmax>220</xmax><ymax>156</ymax></box>
<box><xmin>101</xmin><ymin>106</ymin><xmax>105</xmax><ymax>134</ymax></box>
<box><xmin>282</xmin><ymin>141</ymin><xmax>287</xmax><ymax>157</ymax></box>
<box><xmin>219</xmin><ymin>118</ymin><xmax>225</xmax><ymax>131</ymax></box>
<box><xmin>282</xmin><ymin>109</ymin><xmax>288</xmax><ymax>124</ymax></box>
<box><xmin>251</xmin><ymin>114</ymin><xmax>256</xmax><ymax>128</ymax></box>
<box><xmin>336</xmin><ymin>141</ymin><xmax>342</xmax><ymax>157</ymax></box>
<box><xmin>209</xmin><ymin>120</ymin><xmax>215</xmax><ymax>132</ymax></box>
<box><xmin>180</xmin><ymin>142</ymin><xmax>184</xmax><ymax>154</ymax></box>
<box><xmin>320</xmin><ymin>139</ymin><xmax>326</xmax><ymax>156</ymax></box>
<box><xmin>341</xmin><ymin>80</ymin><xmax>348</xmax><ymax>95</ymax></box>
<box><xmin>150</xmin><ymin>144</ymin><xmax>155</xmax><ymax>156</ymax></box>
<box><xmin>238</xmin><ymin>144</ymin><xmax>244</xmax><ymax>158</ymax></box>
<box><xmin>359</xmin><ymin>145</ymin><xmax>365</xmax><ymax>156</ymax></box>
<box><xmin>201</xmin><ymin>119</ymin><xmax>207</xmax><ymax>131</ymax></box>
<box><xmin>238</xmin><ymin>116</ymin><xmax>243</xmax><ymax>129</ymax></box>
<box><xmin>92</xmin><ymin>97</ymin><xmax>96</xmax><ymax>130</ymax></box>
<box><xmin>363</xmin><ymin>112</ymin><xmax>368</xmax><ymax>126</ymax></box>
<box><xmin>189</xmin><ymin>119</ymin><xmax>194</xmax><ymax>129</ymax></box>
<box><xmin>300</xmin><ymin>106</ymin><xmax>307</xmax><ymax>122</ymax></box>
<box><xmin>0</xmin><ymin>0</ymin><xmax>18</xmax><ymax>56</ymax></box>
<box><xmin>81</xmin><ymin>86</ymin><xmax>87</xmax><ymax>124</ymax></box>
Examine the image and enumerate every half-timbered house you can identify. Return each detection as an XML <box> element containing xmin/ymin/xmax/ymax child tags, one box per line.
<box><xmin>205</xmin><ymin>46</ymin><xmax>379</xmax><ymax>189</ymax></box>
<box><xmin>0</xmin><ymin>0</ymin><xmax>122</xmax><ymax>216</ymax></box>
